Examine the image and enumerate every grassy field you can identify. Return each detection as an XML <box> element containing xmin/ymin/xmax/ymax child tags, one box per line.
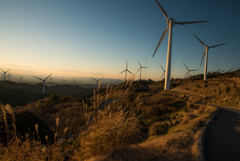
<box><xmin>0</xmin><ymin>70</ymin><xmax>239</xmax><ymax>160</ymax></box>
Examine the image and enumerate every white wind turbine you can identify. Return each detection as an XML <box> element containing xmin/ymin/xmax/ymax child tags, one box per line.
<box><xmin>91</xmin><ymin>77</ymin><xmax>104</xmax><ymax>90</ymax></box>
<box><xmin>18</xmin><ymin>75</ymin><xmax>23</xmax><ymax>83</ymax></box>
<box><xmin>183</xmin><ymin>63</ymin><xmax>198</xmax><ymax>78</ymax></box>
<box><xmin>136</xmin><ymin>60</ymin><xmax>148</xmax><ymax>80</ymax></box>
<box><xmin>72</xmin><ymin>77</ymin><xmax>77</xmax><ymax>88</ymax></box>
<box><xmin>0</xmin><ymin>69</ymin><xmax>10</xmax><ymax>81</ymax></box>
<box><xmin>33</xmin><ymin>73</ymin><xmax>52</xmax><ymax>93</ymax></box>
<box><xmin>152</xmin><ymin>0</ymin><xmax>208</xmax><ymax>90</ymax></box>
<box><xmin>193</xmin><ymin>34</ymin><xmax>226</xmax><ymax>80</ymax></box>
<box><xmin>119</xmin><ymin>60</ymin><xmax>133</xmax><ymax>80</ymax></box>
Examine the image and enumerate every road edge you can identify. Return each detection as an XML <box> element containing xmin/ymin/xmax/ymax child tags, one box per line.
<box><xmin>196</xmin><ymin>109</ymin><xmax>221</xmax><ymax>161</ymax></box>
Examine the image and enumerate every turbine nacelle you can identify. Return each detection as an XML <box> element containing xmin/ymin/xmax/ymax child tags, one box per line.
<box><xmin>167</xmin><ymin>18</ymin><xmax>175</xmax><ymax>26</ymax></box>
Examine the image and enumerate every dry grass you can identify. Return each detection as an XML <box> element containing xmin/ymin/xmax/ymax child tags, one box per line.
<box><xmin>0</xmin><ymin>75</ymin><xmax>221</xmax><ymax>161</ymax></box>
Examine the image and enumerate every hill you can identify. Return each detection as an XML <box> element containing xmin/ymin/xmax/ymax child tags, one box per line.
<box><xmin>0</xmin><ymin>70</ymin><xmax>239</xmax><ymax>160</ymax></box>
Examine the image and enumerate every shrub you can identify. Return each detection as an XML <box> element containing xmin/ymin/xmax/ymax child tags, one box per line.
<box><xmin>149</xmin><ymin>122</ymin><xmax>168</xmax><ymax>136</ymax></box>
<box><xmin>75</xmin><ymin>109</ymin><xmax>143</xmax><ymax>159</ymax></box>
<box><xmin>225</xmin><ymin>86</ymin><xmax>231</xmax><ymax>93</ymax></box>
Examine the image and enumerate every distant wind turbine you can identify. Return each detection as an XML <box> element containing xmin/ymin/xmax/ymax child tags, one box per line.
<box><xmin>0</xmin><ymin>69</ymin><xmax>10</xmax><ymax>81</ymax></box>
<box><xmin>62</xmin><ymin>77</ymin><xmax>66</xmax><ymax>84</ymax></box>
<box><xmin>152</xmin><ymin>0</ymin><xmax>208</xmax><ymax>90</ymax></box>
<box><xmin>218</xmin><ymin>68</ymin><xmax>234</xmax><ymax>73</ymax></box>
<box><xmin>193</xmin><ymin>34</ymin><xmax>226</xmax><ymax>80</ymax></box>
<box><xmin>119</xmin><ymin>60</ymin><xmax>133</xmax><ymax>80</ymax></box>
<box><xmin>136</xmin><ymin>60</ymin><xmax>148</xmax><ymax>80</ymax></box>
<box><xmin>72</xmin><ymin>77</ymin><xmax>77</xmax><ymax>88</ymax></box>
<box><xmin>183</xmin><ymin>63</ymin><xmax>198</xmax><ymax>78</ymax></box>
<box><xmin>91</xmin><ymin>77</ymin><xmax>104</xmax><ymax>90</ymax></box>
<box><xmin>159</xmin><ymin>64</ymin><xmax>165</xmax><ymax>80</ymax></box>
<box><xmin>7</xmin><ymin>73</ymin><xmax>13</xmax><ymax>81</ymax></box>
<box><xmin>18</xmin><ymin>75</ymin><xmax>23</xmax><ymax>83</ymax></box>
<box><xmin>33</xmin><ymin>73</ymin><xmax>52</xmax><ymax>93</ymax></box>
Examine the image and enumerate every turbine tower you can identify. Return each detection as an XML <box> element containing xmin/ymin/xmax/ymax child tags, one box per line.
<box><xmin>183</xmin><ymin>63</ymin><xmax>198</xmax><ymax>78</ymax></box>
<box><xmin>0</xmin><ymin>69</ymin><xmax>10</xmax><ymax>81</ymax></box>
<box><xmin>18</xmin><ymin>75</ymin><xmax>23</xmax><ymax>83</ymax></box>
<box><xmin>137</xmin><ymin>60</ymin><xmax>148</xmax><ymax>80</ymax></box>
<box><xmin>91</xmin><ymin>77</ymin><xmax>104</xmax><ymax>90</ymax></box>
<box><xmin>152</xmin><ymin>0</ymin><xmax>208</xmax><ymax>90</ymax></box>
<box><xmin>49</xmin><ymin>77</ymin><xmax>52</xmax><ymax>87</ymax></box>
<box><xmin>193</xmin><ymin>34</ymin><xmax>226</xmax><ymax>80</ymax></box>
<box><xmin>33</xmin><ymin>73</ymin><xmax>52</xmax><ymax>93</ymax></box>
<box><xmin>72</xmin><ymin>77</ymin><xmax>77</xmax><ymax>88</ymax></box>
<box><xmin>119</xmin><ymin>60</ymin><xmax>133</xmax><ymax>80</ymax></box>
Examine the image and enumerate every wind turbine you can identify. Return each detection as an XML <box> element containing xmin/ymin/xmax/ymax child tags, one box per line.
<box><xmin>61</xmin><ymin>77</ymin><xmax>66</xmax><ymax>84</ymax></box>
<box><xmin>136</xmin><ymin>60</ymin><xmax>148</xmax><ymax>80</ymax></box>
<box><xmin>218</xmin><ymin>68</ymin><xmax>234</xmax><ymax>73</ymax></box>
<box><xmin>0</xmin><ymin>69</ymin><xmax>10</xmax><ymax>81</ymax></box>
<box><xmin>72</xmin><ymin>77</ymin><xmax>77</xmax><ymax>88</ymax></box>
<box><xmin>159</xmin><ymin>64</ymin><xmax>165</xmax><ymax>79</ymax></box>
<box><xmin>119</xmin><ymin>60</ymin><xmax>133</xmax><ymax>80</ymax></box>
<box><xmin>183</xmin><ymin>63</ymin><xmax>198</xmax><ymax>78</ymax></box>
<box><xmin>152</xmin><ymin>0</ymin><xmax>208</xmax><ymax>90</ymax></box>
<box><xmin>91</xmin><ymin>77</ymin><xmax>104</xmax><ymax>90</ymax></box>
<box><xmin>18</xmin><ymin>75</ymin><xmax>23</xmax><ymax>83</ymax></box>
<box><xmin>193</xmin><ymin>34</ymin><xmax>226</xmax><ymax>80</ymax></box>
<box><xmin>7</xmin><ymin>73</ymin><xmax>13</xmax><ymax>81</ymax></box>
<box><xmin>33</xmin><ymin>73</ymin><xmax>52</xmax><ymax>93</ymax></box>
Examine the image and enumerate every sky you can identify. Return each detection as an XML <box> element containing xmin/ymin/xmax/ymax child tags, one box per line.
<box><xmin>0</xmin><ymin>0</ymin><xmax>240</xmax><ymax>84</ymax></box>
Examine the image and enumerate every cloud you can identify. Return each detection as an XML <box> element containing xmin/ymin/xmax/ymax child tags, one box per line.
<box><xmin>57</xmin><ymin>69</ymin><xmax>104</xmax><ymax>75</ymax></box>
<box><xmin>6</xmin><ymin>64</ymin><xmax>31</xmax><ymax>68</ymax></box>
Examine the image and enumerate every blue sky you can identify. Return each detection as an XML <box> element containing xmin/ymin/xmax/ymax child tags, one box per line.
<box><xmin>0</xmin><ymin>0</ymin><xmax>240</xmax><ymax>83</ymax></box>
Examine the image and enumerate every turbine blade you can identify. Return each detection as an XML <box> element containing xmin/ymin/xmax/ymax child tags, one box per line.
<box><xmin>33</xmin><ymin>76</ymin><xmax>43</xmax><ymax>81</ymax></box>
<box><xmin>227</xmin><ymin>68</ymin><xmax>234</xmax><ymax>72</ymax></box>
<box><xmin>126</xmin><ymin>60</ymin><xmax>128</xmax><ymax>69</ymax></box>
<box><xmin>138</xmin><ymin>60</ymin><xmax>141</xmax><ymax>66</ymax></box>
<box><xmin>127</xmin><ymin>70</ymin><xmax>133</xmax><ymax>75</ymax></box>
<box><xmin>99</xmin><ymin>77</ymin><xmax>104</xmax><ymax>81</ymax></box>
<box><xmin>185</xmin><ymin>72</ymin><xmax>188</xmax><ymax>78</ymax></box>
<box><xmin>0</xmin><ymin>68</ymin><xmax>4</xmax><ymax>72</ymax></box>
<box><xmin>160</xmin><ymin>64</ymin><xmax>164</xmax><ymax>71</ymax></box>
<box><xmin>6</xmin><ymin>69</ymin><xmax>10</xmax><ymax>73</ymax></box>
<box><xmin>175</xmin><ymin>20</ymin><xmax>209</xmax><ymax>25</ymax></box>
<box><xmin>136</xmin><ymin>68</ymin><xmax>141</xmax><ymax>73</ymax></box>
<box><xmin>91</xmin><ymin>77</ymin><xmax>98</xmax><ymax>81</ymax></box>
<box><xmin>155</xmin><ymin>0</ymin><xmax>168</xmax><ymax>20</ymax></box>
<box><xmin>183</xmin><ymin>63</ymin><xmax>188</xmax><ymax>70</ymax></box>
<box><xmin>190</xmin><ymin>69</ymin><xmax>199</xmax><ymax>71</ymax></box>
<box><xmin>209</xmin><ymin>43</ymin><xmax>226</xmax><ymax>48</ymax></box>
<box><xmin>153</xmin><ymin>26</ymin><xmax>169</xmax><ymax>57</ymax></box>
<box><xmin>142</xmin><ymin>67</ymin><xmax>148</xmax><ymax>68</ymax></box>
<box><xmin>200</xmin><ymin>51</ymin><xmax>206</xmax><ymax>67</ymax></box>
<box><xmin>119</xmin><ymin>70</ymin><xmax>125</xmax><ymax>74</ymax></box>
<box><xmin>218</xmin><ymin>68</ymin><xmax>225</xmax><ymax>73</ymax></box>
<box><xmin>44</xmin><ymin>73</ymin><xmax>52</xmax><ymax>81</ymax></box>
<box><xmin>193</xmin><ymin>34</ymin><xmax>205</xmax><ymax>47</ymax></box>
<box><xmin>161</xmin><ymin>72</ymin><xmax>164</xmax><ymax>78</ymax></box>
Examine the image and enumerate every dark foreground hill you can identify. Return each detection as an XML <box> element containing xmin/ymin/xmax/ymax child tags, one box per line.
<box><xmin>0</xmin><ymin>81</ymin><xmax>94</xmax><ymax>107</ymax></box>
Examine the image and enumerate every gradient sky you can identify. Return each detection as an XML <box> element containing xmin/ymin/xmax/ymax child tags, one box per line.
<box><xmin>1</xmin><ymin>0</ymin><xmax>240</xmax><ymax>83</ymax></box>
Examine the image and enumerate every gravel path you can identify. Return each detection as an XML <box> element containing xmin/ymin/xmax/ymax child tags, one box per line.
<box><xmin>204</xmin><ymin>105</ymin><xmax>240</xmax><ymax>161</ymax></box>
